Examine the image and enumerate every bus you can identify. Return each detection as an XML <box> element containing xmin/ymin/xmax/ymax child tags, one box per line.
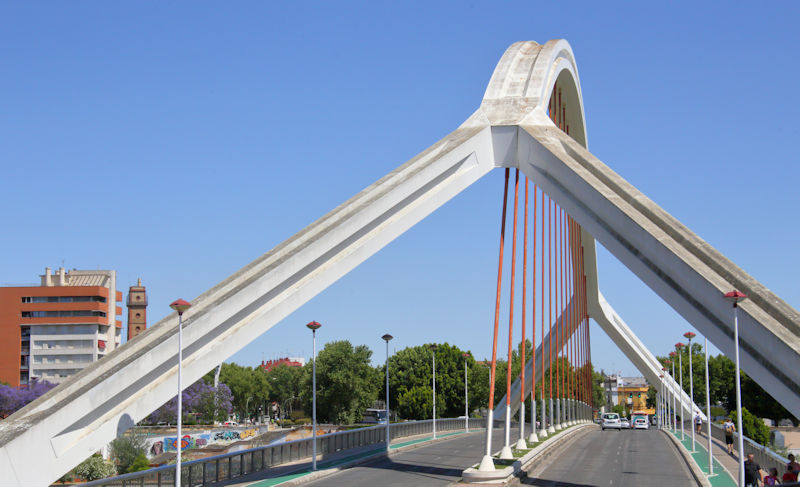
<box><xmin>362</xmin><ymin>408</ymin><xmax>388</xmax><ymax>424</ymax></box>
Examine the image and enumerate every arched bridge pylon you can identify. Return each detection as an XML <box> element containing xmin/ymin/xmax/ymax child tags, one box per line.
<box><xmin>1</xmin><ymin>39</ymin><xmax>798</xmax><ymax>487</ymax></box>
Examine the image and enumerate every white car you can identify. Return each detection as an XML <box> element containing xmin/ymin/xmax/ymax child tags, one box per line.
<box><xmin>601</xmin><ymin>413</ymin><xmax>622</xmax><ymax>431</ymax></box>
<box><xmin>633</xmin><ymin>417</ymin><xmax>649</xmax><ymax>430</ymax></box>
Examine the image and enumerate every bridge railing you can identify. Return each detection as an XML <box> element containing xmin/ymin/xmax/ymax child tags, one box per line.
<box><xmin>706</xmin><ymin>422</ymin><xmax>788</xmax><ymax>476</ymax></box>
<box><xmin>82</xmin><ymin>417</ymin><xmax>484</xmax><ymax>487</ymax></box>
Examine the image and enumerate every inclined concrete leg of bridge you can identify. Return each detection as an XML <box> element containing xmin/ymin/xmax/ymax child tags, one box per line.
<box><xmin>0</xmin><ymin>116</ymin><xmax>501</xmax><ymax>487</ymax></box>
<box><xmin>513</xmin><ymin>121</ymin><xmax>800</xmax><ymax>419</ymax></box>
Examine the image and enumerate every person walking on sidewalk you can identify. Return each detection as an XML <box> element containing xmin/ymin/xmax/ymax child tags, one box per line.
<box><xmin>694</xmin><ymin>412</ymin><xmax>703</xmax><ymax>434</ymax></box>
<box><xmin>744</xmin><ymin>453</ymin><xmax>763</xmax><ymax>487</ymax></box>
<box><xmin>723</xmin><ymin>418</ymin><xmax>736</xmax><ymax>454</ymax></box>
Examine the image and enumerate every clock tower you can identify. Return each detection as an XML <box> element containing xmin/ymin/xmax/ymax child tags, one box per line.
<box><xmin>127</xmin><ymin>278</ymin><xmax>148</xmax><ymax>341</ymax></box>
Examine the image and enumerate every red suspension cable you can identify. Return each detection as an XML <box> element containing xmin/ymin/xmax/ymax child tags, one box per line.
<box><xmin>505</xmin><ymin>169</ymin><xmax>520</xmax><ymax>407</ymax></box>
<box><xmin>487</xmin><ymin>168</ymin><xmax>510</xmax><ymax>412</ymax></box>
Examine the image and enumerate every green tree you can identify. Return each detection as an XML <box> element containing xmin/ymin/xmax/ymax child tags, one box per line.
<box><xmin>110</xmin><ymin>433</ymin><xmax>147</xmax><ymax>474</ymax></box>
<box><xmin>208</xmin><ymin>363</ymin><xmax>270</xmax><ymax>421</ymax></box>
<box><xmin>301</xmin><ymin>340</ymin><xmax>379</xmax><ymax>424</ymax></box>
<box><xmin>265</xmin><ymin>363</ymin><xmax>303</xmax><ymax>417</ymax></box>
<box><xmin>386</xmin><ymin>343</ymin><xmax>475</xmax><ymax>420</ymax></box>
<box><xmin>731</xmin><ymin>407</ymin><xmax>770</xmax><ymax>445</ymax></box>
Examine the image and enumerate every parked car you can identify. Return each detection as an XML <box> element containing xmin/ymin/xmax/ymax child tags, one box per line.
<box><xmin>601</xmin><ymin>413</ymin><xmax>622</xmax><ymax>431</ymax></box>
<box><xmin>224</xmin><ymin>421</ymin><xmax>239</xmax><ymax>426</ymax></box>
<box><xmin>620</xmin><ymin>418</ymin><xmax>630</xmax><ymax>429</ymax></box>
<box><xmin>633</xmin><ymin>417</ymin><xmax>650</xmax><ymax>429</ymax></box>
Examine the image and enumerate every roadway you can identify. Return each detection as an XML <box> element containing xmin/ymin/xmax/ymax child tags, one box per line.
<box><xmin>302</xmin><ymin>426</ymin><xmax>514</xmax><ymax>487</ymax></box>
<box><xmin>523</xmin><ymin>427</ymin><xmax>696</xmax><ymax>486</ymax></box>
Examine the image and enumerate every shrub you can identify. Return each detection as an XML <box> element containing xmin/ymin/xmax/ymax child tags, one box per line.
<box><xmin>110</xmin><ymin>433</ymin><xmax>147</xmax><ymax>474</ymax></box>
<box><xmin>74</xmin><ymin>454</ymin><xmax>116</xmax><ymax>481</ymax></box>
<box><xmin>126</xmin><ymin>453</ymin><xmax>151</xmax><ymax>473</ymax></box>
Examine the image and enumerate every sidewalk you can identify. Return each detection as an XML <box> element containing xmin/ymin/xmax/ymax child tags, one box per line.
<box><xmin>209</xmin><ymin>429</ymin><xmax>470</xmax><ymax>487</ymax></box>
<box><xmin>668</xmin><ymin>428</ymin><xmax>737</xmax><ymax>487</ymax></box>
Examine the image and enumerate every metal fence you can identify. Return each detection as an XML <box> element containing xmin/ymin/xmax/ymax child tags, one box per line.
<box><xmin>705</xmin><ymin>421</ymin><xmax>789</xmax><ymax>477</ymax></box>
<box><xmin>82</xmin><ymin>417</ymin><xmax>484</xmax><ymax>487</ymax></box>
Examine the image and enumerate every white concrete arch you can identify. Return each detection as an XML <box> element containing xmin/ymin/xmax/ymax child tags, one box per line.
<box><xmin>1</xmin><ymin>39</ymin><xmax>798</xmax><ymax>486</ymax></box>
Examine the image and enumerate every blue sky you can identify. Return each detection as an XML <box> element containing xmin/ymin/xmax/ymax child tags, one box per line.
<box><xmin>2</xmin><ymin>2</ymin><xmax>798</xmax><ymax>377</ymax></box>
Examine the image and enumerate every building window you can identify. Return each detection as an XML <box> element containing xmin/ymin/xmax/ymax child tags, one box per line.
<box><xmin>22</xmin><ymin>310</ymin><xmax>107</xmax><ymax>318</ymax></box>
<box><xmin>21</xmin><ymin>297</ymin><xmax>32</xmax><ymax>303</ymax></box>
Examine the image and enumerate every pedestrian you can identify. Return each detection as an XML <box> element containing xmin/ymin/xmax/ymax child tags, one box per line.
<box><xmin>723</xmin><ymin>418</ymin><xmax>736</xmax><ymax>454</ymax></box>
<box><xmin>743</xmin><ymin>453</ymin><xmax>762</xmax><ymax>487</ymax></box>
<box><xmin>694</xmin><ymin>412</ymin><xmax>703</xmax><ymax>434</ymax></box>
<box><xmin>789</xmin><ymin>453</ymin><xmax>800</xmax><ymax>472</ymax></box>
<box><xmin>763</xmin><ymin>467</ymin><xmax>779</xmax><ymax>485</ymax></box>
<box><xmin>783</xmin><ymin>464</ymin><xmax>798</xmax><ymax>483</ymax></box>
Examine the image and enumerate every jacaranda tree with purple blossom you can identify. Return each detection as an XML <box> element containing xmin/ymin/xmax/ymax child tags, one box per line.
<box><xmin>0</xmin><ymin>380</ymin><xmax>58</xmax><ymax>418</ymax></box>
<box><xmin>145</xmin><ymin>379</ymin><xmax>232</xmax><ymax>425</ymax></box>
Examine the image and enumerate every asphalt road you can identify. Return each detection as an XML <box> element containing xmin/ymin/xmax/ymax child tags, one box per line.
<box><xmin>523</xmin><ymin>427</ymin><xmax>696</xmax><ymax>486</ymax></box>
<box><xmin>302</xmin><ymin>426</ymin><xmax>514</xmax><ymax>487</ymax></box>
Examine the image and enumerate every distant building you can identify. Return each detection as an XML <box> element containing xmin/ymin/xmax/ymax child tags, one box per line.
<box><xmin>127</xmin><ymin>278</ymin><xmax>148</xmax><ymax>341</ymax></box>
<box><xmin>603</xmin><ymin>375</ymin><xmax>652</xmax><ymax>414</ymax></box>
<box><xmin>260</xmin><ymin>357</ymin><xmax>305</xmax><ymax>372</ymax></box>
<box><xmin>0</xmin><ymin>267</ymin><xmax>122</xmax><ymax>387</ymax></box>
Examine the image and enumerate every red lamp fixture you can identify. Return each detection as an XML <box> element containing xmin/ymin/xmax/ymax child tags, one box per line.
<box><xmin>675</xmin><ymin>342</ymin><xmax>684</xmax><ymax>350</ymax></box>
<box><xmin>669</xmin><ymin>351</ymin><xmax>677</xmax><ymax>358</ymax></box>
<box><xmin>683</xmin><ymin>332</ymin><xmax>696</xmax><ymax>340</ymax></box>
<box><xmin>170</xmin><ymin>299</ymin><xmax>191</xmax><ymax>315</ymax></box>
<box><xmin>463</xmin><ymin>352</ymin><xmax>471</xmax><ymax>358</ymax></box>
<box><xmin>724</xmin><ymin>290</ymin><xmax>747</xmax><ymax>307</ymax></box>
<box><xmin>306</xmin><ymin>321</ymin><xmax>322</xmax><ymax>331</ymax></box>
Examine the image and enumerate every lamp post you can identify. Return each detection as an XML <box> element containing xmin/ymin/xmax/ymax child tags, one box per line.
<box><xmin>669</xmin><ymin>352</ymin><xmax>677</xmax><ymax>431</ymax></box>
<box><xmin>704</xmin><ymin>337</ymin><xmax>713</xmax><ymax>476</ymax></box>
<box><xmin>659</xmin><ymin>374</ymin><xmax>665</xmax><ymax>429</ymax></box>
<box><xmin>169</xmin><ymin>299</ymin><xmax>191</xmax><ymax>487</ymax></box>
<box><xmin>724</xmin><ymin>290</ymin><xmax>747</xmax><ymax>487</ymax></box>
<box><xmin>463</xmin><ymin>352</ymin><xmax>470</xmax><ymax>432</ymax></box>
<box><xmin>306</xmin><ymin>321</ymin><xmax>322</xmax><ymax>471</ymax></box>
<box><xmin>675</xmin><ymin>342</ymin><xmax>685</xmax><ymax>440</ymax></box>
<box><xmin>684</xmin><ymin>332</ymin><xmax>697</xmax><ymax>452</ymax></box>
<box><xmin>662</xmin><ymin>368</ymin><xmax>669</xmax><ymax>429</ymax></box>
<box><xmin>661</xmin><ymin>359</ymin><xmax>672</xmax><ymax>429</ymax></box>
<box><xmin>382</xmin><ymin>334</ymin><xmax>393</xmax><ymax>451</ymax></box>
<box><xmin>430</xmin><ymin>344</ymin><xmax>438</xmax><ymax>439</ymax></box>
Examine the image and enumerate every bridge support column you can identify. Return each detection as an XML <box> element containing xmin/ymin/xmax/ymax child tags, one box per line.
<box><xmin>541</xmin><ymin>395</ymin><xmax>549</xmax><ymax>438</ymax></box>
<box><xmin>528</xmin><ymin>398</ymin><xmax>539</xmax><ymax>443</ymax></box>
<box><xmin>549</xmin><ymin>398</ymin><xmax>556</xmax><ymax>433</ymax></box>
<box><xmin>515</xmin><ymin>405</ymin><xmax>528</xmax><ymax>450</ymax></box>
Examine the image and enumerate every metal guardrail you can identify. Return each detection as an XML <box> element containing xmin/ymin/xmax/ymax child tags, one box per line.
<box><xmin>82</xmin><ymin>417</ymin><xmax>484</xmax><ymax>487</ymax></box>
<box><xmin>702</xmin><ymin>421</ymin><xmax>789</xmax><ymax>477</ymax></box>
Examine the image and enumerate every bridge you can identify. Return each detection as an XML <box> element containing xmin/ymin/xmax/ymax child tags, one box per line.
<box><xmin>1</xmin><ymin>39</ymin><xmax>798</xmax><ymax>487</ymax></box>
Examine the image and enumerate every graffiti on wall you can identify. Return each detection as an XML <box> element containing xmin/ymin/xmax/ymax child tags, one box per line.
<box><xmin>148</xmin><ymin>427</ymin><xmax>262</xmax><ymax>456</ymax></box>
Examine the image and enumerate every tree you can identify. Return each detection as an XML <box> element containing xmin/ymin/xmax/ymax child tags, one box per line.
<box><xmin>207</xmin><ymin>363</ymin><xmax>270</xmax><ymax>421</ymax></box>
<box><xmin>301</xmin><ymin>340</ymin><xmax>379</xmax><ymax>424</ymax></box>
<box><xmin>264</xmin><ymin>363</ymin><xmax>303</xmax><ymax>417</ymax></box>
<box><xmin>110</xmin><ymin>433</ymin><xmax>147</xmax><ymax>474</ymax></box>
<box><xmin>145</xmin><ymin>379</ymin><xmax>233</xmax><ymax>424</ymax></box>
<box><xmin>386</xmin><ymin>343</ymin><xmax>474</xmax><ymax>420</ymax></box>
<box><xmin>0</xmin><ymin>380</ymin><xmax>57</xmax><ymax>418</ymax></box>
<box><xmin>126</xmin><ymin>453</ymin><xmax>150</xmax><ymax>473</ymax></box>
<box><xmin>731</xmin><ymin>407</ymin><xmax>770</xmax><ymax>445</ymax></box>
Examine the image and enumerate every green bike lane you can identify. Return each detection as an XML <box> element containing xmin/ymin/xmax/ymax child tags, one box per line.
<box><xmin>668</xmin><ymin>429</ymin><xmax>737</xmax><ymax>487</ymax></box>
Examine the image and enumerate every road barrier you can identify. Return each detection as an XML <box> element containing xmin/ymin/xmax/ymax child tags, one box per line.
<box><xmin>82</xmin><ymin>417</ymin><xmax>484</xmax><ymax>486</ymax></box>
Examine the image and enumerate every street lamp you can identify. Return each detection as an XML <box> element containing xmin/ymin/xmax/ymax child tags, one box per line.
<box><xmin>659</xmin><ymin>374</ymin><xmax>665</xmax><ymax>429</ymax></box>
<box><xmin>430</xmin><ymin>344</ymin><xmax>438</xmax><ymax>439</ymax></box>
<box><xmin>306</xmin><ymin>320</ymin><xmax>322</xmax><ymax>471</ymax></box>
<box><xmin>724</xmin><ymin>290</ymin><xmax>747</xmax><ymax>487</ymax></box>
<box><xmin>704</xmin><ymin>337</ymin><xmax>713</xmax><ymax>476</ymax></box>
<box><xmin>684</xmin><ymin>331</ymin><xmax>697</xmax><ymax>452</ymax></box>
<box><xmin>661</xmin><ymin>359</ymin><xmax>674</xmax><ymax>429</ymax></box>
<box><xmin>669</xmin><ymin>352</ymin><xmax>678</xmax><ymax>431</ymax></box>
<box><xmin>661</xmin><ymin>368</ymin><xmax>668</xmax><ymax>429</ymax></box>
<box><xmin>463</xmin><ymin>352</ymin><xmax>470</xmax><ymax>432</ymax></box>
<box><xmin>169</xmin><ymin>298</ymin><xmax>191</xmax><ymax>487</ymax></box>
<box><xmin>382</xmin><ymin>334</ymin><xmax>393</xmax><ymax>452</ymax></box>
<box><xmin>675</xmin><ymin>342</ymin><xmax>685</xmax><ymax>441</ymax></box>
